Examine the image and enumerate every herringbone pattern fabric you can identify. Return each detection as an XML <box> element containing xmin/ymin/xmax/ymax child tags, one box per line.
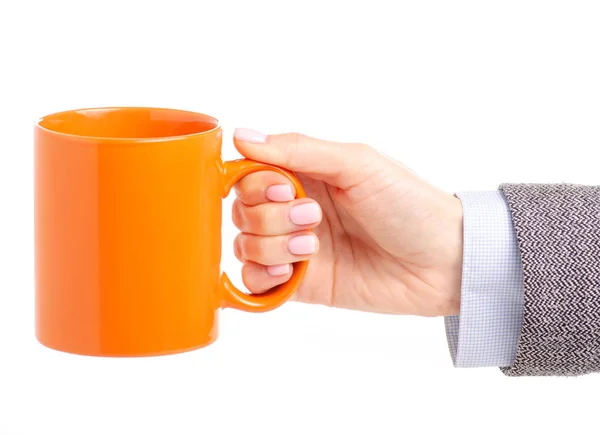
<box><xmin>499</xmin><ymin>183</ymin><xmax>600</xmax><ymax>377</ymax></box>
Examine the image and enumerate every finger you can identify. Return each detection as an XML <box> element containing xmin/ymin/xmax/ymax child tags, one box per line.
<box><xmin>233</xmin><ymin>128</ymin><xmax>378</xmax><ymax>189</ymax></box>
<box><xmin>234</xmin><ymin>231</ymin><xmax>319</xmax><ymax>266</ymax></box>
<box><xmin>232</xmin><ymin>198</ymin><xmax>322</xmax><ymax>236</ymax></box>
<box><xmin>241</xmin><ymin>261</ymin><xmax>293</xmax><ymax>294</ymax></box>
<box><xmin>233</xmin><ymin>171</ymin><xmax>296</xmax><ymax>206</ymax></box>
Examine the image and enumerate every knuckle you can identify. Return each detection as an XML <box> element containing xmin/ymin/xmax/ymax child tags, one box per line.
<box><xmin>235</xmin><ymin>190</ymin><xmax>250</xmax><ymax>204</ymax></box>
<box><xmin>255</xmin><ymin>205</ymin><xmax>272</xmax><ymax>234</ymax></box>
<box><xmin>240</xmin><ymin>234</ymin><xmax>263</xmax><ymax>262</ymax></box>
<box><xmin>347</xmin><ymin>142</ymin><xmax>377</xmax><ymax>173</ymax></box>
<box><xmin>289</xmin><ymin>132</ymin><xmax>305</xmax><ymax>146</ymax></box>
<box><xmin>254</xmin><ymin>236</ymin><xmax>276</xmax><ymax>265</ymax></box>
<box><xmin>233</xmin><ymin>233</ymin><xmax>245</xmax><ymax>261</ymax></box>
<box><xmin>353</xmin><ymin>142</ymin><xmax>372</xmax><ymax>154</ymax></box>
<box><xmin>241</xmin><ymin>264</ymin><xmax>257</xmax><ymax>290</ymax></box>
<box><xmin>278</xmin><ymin>132</ymin><xmax>305</xmax><ymax>146</ymax></box>
<box><xmin>288</xmin><ymin>132</ymin><xmax>307</xmax><ymax>152</ymax></box>
<box><xmin>256</xmin><ymin>237</ymin><xmax>269</xmax><ymax>258</ymax></box>
<box><xmin>231</xmin><ymin>200</ymin><xmax>246</xmax><ymax>230</ymax></box>
<box><xmin>280</xmin><ymin>132</ymin><xmax>307</xmax><ymax>169</ymax></box>
<box><xmin>240</xmin><ymin>204</ymin><xmax>272</xmax><ymax>235</ymax></box>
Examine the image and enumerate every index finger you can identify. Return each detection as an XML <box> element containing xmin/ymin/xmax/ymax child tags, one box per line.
<box><xmin>234</xmin><ymin>170</ymin><xmax>297</xmax><ymax>206</ymax></box>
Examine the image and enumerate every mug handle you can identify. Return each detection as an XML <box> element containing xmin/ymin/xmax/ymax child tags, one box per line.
<box><xmin>219</xmin><ymin>159</ymin><xmax>309</xmax><ymax>312</ymax></box>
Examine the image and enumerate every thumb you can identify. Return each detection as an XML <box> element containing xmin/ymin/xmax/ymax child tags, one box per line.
<box><xmin>233</xmin><ymin>128</ymin><xmax>378</xmax><ymax>189</ymax></box>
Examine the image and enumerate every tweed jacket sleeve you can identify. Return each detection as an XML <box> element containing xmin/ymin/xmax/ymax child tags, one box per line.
<box><xmin>499</xmin><ymin>183</ymin><xmax>600</xmax><ymax>377</ymax></box>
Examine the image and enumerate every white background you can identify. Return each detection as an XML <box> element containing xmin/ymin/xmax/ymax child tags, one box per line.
<box><xmin>1</xmin><ymin>1</ymin><xmax>599</xmax><ymax>434</ymax></box>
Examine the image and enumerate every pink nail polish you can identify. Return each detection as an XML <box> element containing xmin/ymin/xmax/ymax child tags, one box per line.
<box><xmin>266</xmin><ymin>185</ymin><xmax>295</xmax><ymax>202</ymax></box>
<box><xmin>234</xmin><ymin>128</ymin><xmax>266</xmax><ymax>143</ymax></box>
<box><xmin>267</xmin><ymin>264</ymin><xmax>291</xmax><ymax>276</ymax></box>
<box><xmin>288</xmin><ymin>235</ymin><xmax>317</xmax><ymax>255</ymax></box>
<box><xmin>290</xmin><ymin>203</ymin><xmax>321</xmax><ymax>226</ymax></box>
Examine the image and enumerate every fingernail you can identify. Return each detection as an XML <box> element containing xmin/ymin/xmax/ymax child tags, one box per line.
<box><xmin>290</xmin><ymin>202</ymin><xmax>321</xmax><ymax>226</ymax></box>
<box><xmin>234</xmin><ymin>128</ymin><xmax>266</xmax><ymax>143</ymax></box>
<box><xmin>266</xmin><ymin>184</ymin><xmax>295</xmax><ymax>202</ymax></box>
<box><xmin>267</xmin><ymin>264</ymin><xmax>291</xmax><ymax>276</ymax></box>
<box><xmin>288</xmin><ymin>235</ymin><xmax>317</xmax><ymax>255</ymax></box>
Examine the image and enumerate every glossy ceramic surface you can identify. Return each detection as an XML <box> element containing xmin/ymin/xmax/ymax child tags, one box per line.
<box><xmin>34</xmin><ymin>107</ymin><xmax>308</xmax><ymax>357</ymax></box>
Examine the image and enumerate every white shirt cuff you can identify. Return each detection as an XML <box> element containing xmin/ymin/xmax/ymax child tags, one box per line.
<box><xmin>445</xmin><ymin>190</ymin><xmax>524</xmax><ymax>368</ymax></box>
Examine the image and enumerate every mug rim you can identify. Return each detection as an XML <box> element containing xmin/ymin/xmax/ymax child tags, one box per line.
<box><xmin>34</xmin><ymin>106</ymin><xmax>221</xmax><ymax>143</ymax></box>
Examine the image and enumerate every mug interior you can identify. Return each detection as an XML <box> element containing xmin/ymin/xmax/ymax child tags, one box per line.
<box><xmin>36</xmin><ymin>107</ymin><xmax>219</xmax><ymax>140</ymax></box>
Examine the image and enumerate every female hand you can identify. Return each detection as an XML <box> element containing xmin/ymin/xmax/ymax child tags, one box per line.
<box><xmin>232</xmin><ymin>129</ymin><xmax>463</xmax><ymax>317</ymax></box>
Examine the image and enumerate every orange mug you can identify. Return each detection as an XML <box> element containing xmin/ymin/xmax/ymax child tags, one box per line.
<box><xmin>34</xmin><ymin>107</ymin><xmax>308</xmax><ymax>357</ymax></box>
